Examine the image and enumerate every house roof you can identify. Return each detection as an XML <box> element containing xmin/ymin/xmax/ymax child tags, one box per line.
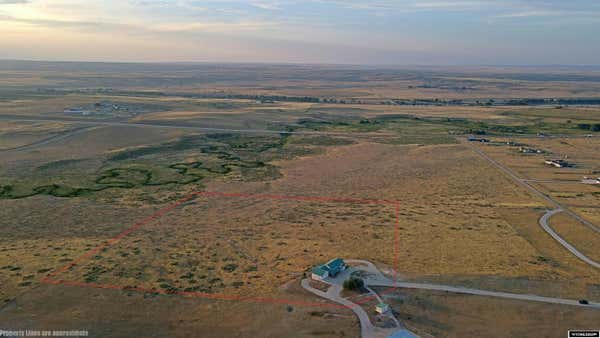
<box><xmin>325</xmin><ymin>258</ymin><xmax>345</xmax><ymax>271</ymax></box>
<box><xmin>376</xmin><ymin>302</ymin><xmax>389</xmax><ymax>309</ymax></box>
<box><xmin>311</xmin><ymin>266</ymin><xmax>328</xmax><ymax>277</ymax></box>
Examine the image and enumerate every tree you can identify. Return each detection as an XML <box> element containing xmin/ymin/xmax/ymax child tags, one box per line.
<box><xmin>343</xmin><ymin>276</ymin><xmax>364</xmax><ymax>291</ymax></box>
<box><xmin>577</xmin><ymin>123</ymin><xmax>591</xmax><ymax>130</ymax></box>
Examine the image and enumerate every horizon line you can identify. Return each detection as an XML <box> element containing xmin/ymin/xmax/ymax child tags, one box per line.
<box><xmin>2</xmin><ymin>58</ymin><xmax>600</xmax><ymax>69</ymax></box>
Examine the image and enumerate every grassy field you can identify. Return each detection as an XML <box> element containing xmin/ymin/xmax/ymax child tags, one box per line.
<box><xmin>56</xmin><ymin>196</ymin><xmax>396</xmax><ymax>297</ymax></box>
<box><xmin>0</xmin><ymin>121</ymin><xmax>78</xmax><ymax>150</ymax></box>
<box><xmin>375</xmin><ymin>287</ymin><xmax>600</xmax><ymax>338</ymax></box>
<box><xmin>2</xmin><ymin>63</ymin><xmax>600</xmax><ymax>336</ymax></box>
<box><xmin>4</xmin><ymin>62</ymin><xmax>600</xmax><ymax>101</ymax></box>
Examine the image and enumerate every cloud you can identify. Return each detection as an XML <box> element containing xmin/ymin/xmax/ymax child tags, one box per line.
<box><xmin>0</xmin><ymin>0</ymin><xmax>29</xmax><ymax>4</ymax></box>
<box><xmin>1</xmin><ymin>0</ymin><xmax>599</xmax><ymax>64</ymax></box>
<box><xmin>309</xmin><ymin>0</ymin><xmax>600</xmax><ymax>16</ymax></box>
<box><xmin>0</xmin><ymin>10</ymin><xmax>276</xmax><ymax>36</ymax></box>
<box><xmin>495</xmin><ymin>10</ymin><xmax>562</xmax><ymax>18</ymax></box>
<box><xmin>492</xmin><ymin>1</ymin><xmax>600</xmax><ymax>19</ymax></box>
<box><xmin>311</xmin><ymin>0</ymin><xmax>488</xmax><ymax>11</ymax></box>
<box><xmin>152</xmin><ymin>20</ymin><xmax>276</xmax><ymax>33</ymax></box>
<box><xmin>411</xmin><ymin>1</ymin><xmax>486</xmax><ymax>9</ymax></box>
<box><xmin>250</xmin><ymin>1</ymin><xmax>281</xmax><ymax>10</ymax></box>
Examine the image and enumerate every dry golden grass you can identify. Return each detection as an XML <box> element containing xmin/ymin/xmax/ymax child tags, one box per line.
<box><xmin>1</xmin><ymin>125</ymin><xmax>187</xmax><ymax>172</ymax></box>
<box><xmin>57</xmin><ymin>196</ymin><xmax>396</xmax><ymax>296</ymax></box>
<box><xmin>0</xmin><ymin>121</ymin><xmax>74</xmax><ymax>150</ymax></box>
<box><xmin>3</xmin><ymin>134</ymin><xmax>599</xmax><ymax>305</ymax></box>
<box><xmin>472</xmin><ymin>138</ymin><xmax>600</xmax><ymax>207</ymax></box>
<box><xmin>152</xmin><ymin>74</ymin><xmax>600</xmax><ymax>100</ymax></box>
<box><xmin>0</xmin><ymin>194</ymin><xmax>164</xmax><ymax>303</ymax></box>
<box><xmin>0</xmin><ymin>238</ymin><xmax>95</xmax><ymax>304</ymax></box>
<box><xmin>573</xmin><ymin>207</ymin><xmax>600</xmax><ymax>224</ymax></box>
<box><xmin>0</xmin><ymin>280</ymin><xmax>360</xmax><ymax>338</ymax></box>
<box><xmin>3</xmin><ymin>65</ymin><xmax>600</xmax><ymax>336</ymax></box>
<box><xmin>465</xmin><ymin>138</ymin><xmax>600</xmax><ymax>298</ymax></box>
<box><xmin>378</xmin><ymin>287</ymin><xmax>600</xmax><ymax>338</ymax></box>
<box><xmin>14</xmin><ymin>140</ymin><xmax>596</xmax><ymax>302</ymax></box>
<box><xmin>201</xmin><ymin>142</ymin><xmax>600</xmax><ymax>297</ymax></box>
<box><xmin>550</xmin><ymin>212</ymin><xmax>600</xmax><ymax>262</ymax></box>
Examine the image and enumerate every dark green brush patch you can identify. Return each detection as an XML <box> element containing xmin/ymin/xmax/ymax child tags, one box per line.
<box><xmin>1</xmin><ymin>162</ymin><xmax>221</xmax><ymax>199</ymax></box>
<box><xmin>36</xmin><ymin>159</ymin><xmax>85</xmax><ymax>171</ymax></box>
<box><xmin>296</xmin><ymin>119</ymin><xmax>385</xmax><ymax>133</ymax></box>
<box><xmin>380</xmin><ymin>135</ymin><xmax>458</xmax><ymax>145</ymax></box>
<box><xmin>288</xmin><ymin>135</ymin><xmax>355</xmax><ymax>146</ymax></box>
<box><xmin>285</xmin><ymin>113</ymin><xmax>597</xmax><ymax>137</ymax></box>
<box><xmin>0</xmin><ymin>133</ymin><xmax>310</xmax><ymax>199</ymax></box>
<box><xmin>108</xmin><ymin>133</ymin><xmax>289</xmax><ymax>162</ymax></box>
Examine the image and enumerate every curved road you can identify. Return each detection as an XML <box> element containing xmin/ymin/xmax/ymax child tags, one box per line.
<box><xmin>466</xmin><ymin>141</ymin><xmax>600</xmax><ymax>233</ymax></box>
<box><xmin>302</xmin><ymin>260</ymin><xmax>600</xmax><ymax>338</ymax></box>
<box><xmin>347</xmin><ymin>259</ymin><xmax>600</xmax><ymax>309</ymax></box>
<box><xmin>301</xmin><ymin>278</ymin><xmax>376</xmax><ymax>338</ymax></box>
<box><xmin>466</xmin><ymin>141</ymin><xmax>600</xmax><ymax>270</ymax></box>
<box><xmin>539</xmin><ymin>209</ymin><xmax>600</xmax><ymax>268</ymax></box>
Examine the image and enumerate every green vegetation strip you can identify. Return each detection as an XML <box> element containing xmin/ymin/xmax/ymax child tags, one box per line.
<box><xmin>0</xmin><ymin>133</ymin><xmax>286</xmax><ymax>199</ymax></box>
<box><xmin>289</xmin><ymin>113</ymin><xmax>600</xmax><ymax>137</ymax></box>
<box><xmin>2</xmin><ymin>163</ymin><xmax>198</xmax><ymax>199</ymax></box>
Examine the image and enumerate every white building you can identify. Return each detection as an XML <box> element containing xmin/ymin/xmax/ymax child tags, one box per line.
<box><xmin>375</xmin><ymin>302</ymin><xmax>390</xmax><ymax>314</ymax></box>
<box><xmin>311</xmin><ymin>266</ymin><xmax>329</xmax><ymax>281</ymax></box>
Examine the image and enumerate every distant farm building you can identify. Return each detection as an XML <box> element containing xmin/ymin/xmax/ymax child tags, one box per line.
<box><xmin>311</xmin><ymin>258</ymin><xmax>347</xmax><ymax>281</ymax></box>
<box><xmin>582</xmin><ymin>177</ymin><xmax>600</xmax><ymax>185</ymax></box>
<box><xmin>544</xmin><ymin>159</ymin><xmax>573</xmax><ymax>168</ymax></box>
<box><xmin>520</xmin><ymin>147</ymin><xmax>544</xmax><ymax>154</ymax></box>
<box><xmin>505</xmin><ymin>141</ymin><xmax>526</xmax><ymax>147</ymax></box>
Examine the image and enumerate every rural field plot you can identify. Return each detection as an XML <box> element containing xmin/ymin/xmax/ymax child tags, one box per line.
<box><xmin>45</xmin><ymin>191</ymin><xmax>399</xmax><ymax>303</ymax></box>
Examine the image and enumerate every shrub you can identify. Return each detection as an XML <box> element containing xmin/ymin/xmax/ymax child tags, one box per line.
<box><xmin>222</xmin><ymin>264</ymin><xmax>238</xmax><ymax>272</ymax></box>
<box><xmin>343</xmin><ymin>277</ymin><xmax>364</xmax><ymax>291</ymax></box>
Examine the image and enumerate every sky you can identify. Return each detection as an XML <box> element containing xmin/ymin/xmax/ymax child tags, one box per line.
<box><xmin>0</xmin><ymin>0</ymin><xmax>599</xmax><ymax>65</ymax></box>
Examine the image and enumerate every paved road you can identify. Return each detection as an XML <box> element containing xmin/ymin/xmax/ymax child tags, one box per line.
<box><xmin>348</xmin><ymin>259</ymin><xmax>600</xmax><ymax>309</ymax></box>
<box><xmin>0</xmin><ymin>126</ymin><xmax>97</xmax><ymax>153</ymax></box>
<box><xmin>364</xmin><ymin>284</ymin><xmax>400</xmax><ymax>327</ymax></box>
<box><xmin>520</xmin><ymin>179</ymin><xmax>582</xmax><ymax>184</ymax></box>
<box><xmin>6</xmin><ymin>114</ymin><xmax>598</xmax><ymax>142</ymax></box>
<box><xmin>303</xmin><ymin>260</ymin><xmax>600</xmax><ymax>337</ymax></box>
<box><xmin>465</xmin><ymin>141</ymin><xmax>600</xmax><ymax>234</ymax></box>
<box><xmin>370</xmin><ymin>279</ymin><xmax>600</xmax><ymax>309</ymax></box>
<box><xmin>539</xmin><ymin>209</ymin><xmax>600</xmax><ymax>268</ymax></box>
<box><xmin>0</xmin><ymin>114</ymin><xmax>393</xmax><ymax>138</ymax></box>
<box><xmin>301</xmin><ymin>278</ymin><xmax>376</xmax><ymax>338</ymax></box>
<box><xmin>467</xmin><ymin>141</ymin><xmax>600</xmax><ymax>269</ymax></box>
<box><xmin>302</xmin><ymin>261</ymin><xmax>416</xmax><ymax>338</ymax></box>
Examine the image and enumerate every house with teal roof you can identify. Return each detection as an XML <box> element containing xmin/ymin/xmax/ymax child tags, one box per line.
<box><xmin>311</xmin><ymin>258</ymin><xmax>347</xmax><ymax>281</ymax></box>
<box><xmin>311</xmin><ymin>266</ymin><xmax>329</xmax><ymax>280</ymax></box>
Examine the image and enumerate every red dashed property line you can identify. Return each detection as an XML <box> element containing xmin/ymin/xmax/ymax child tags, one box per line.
<box><xmin>395</xmin><ymin>202</ymin><xmax>400</xmax><ymax>288</ymax></box>
<box><xmin>351</xmin><ymin>202</ymin><xmax>402</xmax><ymax>307</ymax></box>
<box><xmin>43</xmin><ymin>279</ymin><xmax>347</xmax><ymax>309</ymax></box>
<box><xmin>42</xmin><ymin>192</ymin><xmax>198</xmax><ymax>282</ymax></box>
<box><xmin>41</xmin><ymin>190</ymin><xmax>401</xmax><ymax>309</ymax></box>
<box><xmin>351</xmin><ymin>286</ymin><xmax>398</xmax><ymax>306</ymax></box>
<box><xmin>194</xmin><ymin>190</ymin><xmax>398</xmax><ymax>205</ymax></box>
